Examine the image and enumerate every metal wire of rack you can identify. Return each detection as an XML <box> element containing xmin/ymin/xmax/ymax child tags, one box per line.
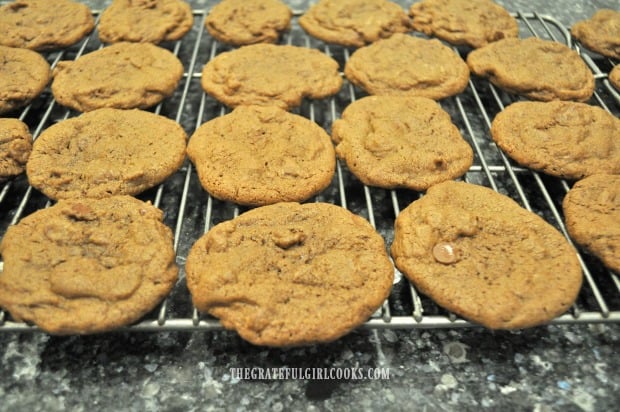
<box><xmin>0</xmin><ymin>7</ymin><xmax>619</xmax><ymax>333</ymax></box>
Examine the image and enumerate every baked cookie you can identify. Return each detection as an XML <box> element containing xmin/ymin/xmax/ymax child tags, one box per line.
<box><xmin>409</xmin><ymin>0</ymin><xmax>518</xmax><ymax>48</ymax></box>
<box><xmin>205</xmin><ymin>0</ymin><xmax>292</xmax><ymax>46</ymax></box>
<box><xmin>26</xmin><ymin>108</ymin><xmax>186</xmax><ymax>200</ymax></box>
<box><xmin>467</xmin><ymin>37</ymin><xmax>595</xmax><ymax>102</ymax></box>
<box><xmin>0</xmin><ymin>118</ymin><xmax>32</xmax><ymax>181</ymax></box>
<box><xmin>186</xmin><ymin>202</ymin><xmax>394</xmax><ymax>346</ymax></box>
<box><xmin>0</xmin><ymin>45</ymin><xmax>51</xmax><ymax>115</ymax></box>
<box><xmin>490</xmin><ymin>101</ymin><xmax>620</xmax><ymax>179</ymax></box>
<box><xmin>298</xmin><ymin>0</ymin><xmax>411</xmax><ymax>47</ymax></box>
<box><xmin>0</xmin><ymin>196</ymin><xmax>178</xmax><ymax>334</ymax></box>
<box><xmin>99</xmin><ymin>0</ymin><xmax>193</xmax><ymax>44</ymax></box>
<box><xmin>332</xmin><ymin>96</ymin><xmax>473</xmax><ymax>190</ymax></box>
<box><xmin>201</xmin><ymin>44</ymin><xmax>342</xmax><ymax>110</ymax></box>
<box><xmin>0</xmin><ymin>0</ymin><xmax>94</xmax><ymax>51</ymax></box>
<box><xmin>187</xmin><ymin>105</ymin><xmax>335</xmax><ymax>206</ymax></box>
<box><xmin>391</xmin><ymin>181</ymin><xmax>583</xmax><ymax>329</ymax></box>
<box><xmin>51</xmin><ymin>42</ymin><xmax>184</xmax><ymax>112</ymax></box>
<box><xmin>563</xmin><ymin>174</ymin><xmax>620</xmax><ymax>273</ymax></box>
<box><xmin>610</xmin><ymin>65</ymin><xmax>620</xmax><ymax>91</ymax></box>
<box><xmin>344</xmin><ymin>33</ymin><xmax>469</xmax><ymax>100</ymax></box>
<box><xmin>571</xmin><ymin>9</ymin><xmax>620</xmax><ymax>60</ymax></box>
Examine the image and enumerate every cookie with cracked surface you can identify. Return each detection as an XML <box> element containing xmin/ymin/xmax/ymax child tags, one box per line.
<box><xmin>298</xmin><ymin>0</ymin><xmax>411</xmax><ymax>48</ymax></box>
<box><xmin>610</xmin><ymin>65</ymin><xmax>620</xmax><ymax>91</ymax></box>
<box><xmin>186</xmin><ymin>202</ymin><xmax>394</xmax><ymax>346</ymax></box>
<box><xmin>467</xmin><ymin>37</ymin><xmax>595</xmax><ymax>102</ymax></box>
<box><xmin>0</xmin><ymin>0</ymin><xmax>94</xmax><ymax>51</ymax></box>
<box><xmin>490</xmin><ymin>101</ymin><xmax>620</xmax><ymax>179</ymax></box>
<box><xmin>187</xmin><ymin>105</ymin><xmax>334</xmax><ymax>206</ymax></box>
<box><xmin>51</xmin><ymin>42</ymin><xmax>184</xmax><ymax>112</ymax></box>
<box><xmin>409</xmin><ymin>0</ymin><xmax>518</xmax><ymax>48</ymax></box>
<box><xmin>0</xmin><ymin>45</ymin><xmax>51</xmax><ymax>115</ymax></box>
<box><xmin>332</xmin><ymin>96</ymin><xmax>473</xmax><ymax>190</ymax></box>
<box><xmin>344</xmin><ymin>33</ymin><xmax>469</xmax><ymax>100</ymax></box>
<box><xmin>99</xmin><ymin>0</ymin><xmax>193</xmax><ymax>44</ymax></box>
<box><xmin>26</xmin><ymin>108</ymin><xmax>186</xmax><ymax>200</ymax></box>
<box><xmin>0</xmin><ymin>196</ymin><xmax>178</xmax><ymax>334</ymax></box>
<box><xmin>205</xmin><ymin>0</ymin><xmax>292</xmax><ymax>46</ymax></box>
<box><xmin>571</xmin><ymin>9</ymin><xmax>620</xmax><ymax>60</ymax></box>
<box><xmin>201</xmin><ymin>43</ymin><xmax>342</xmax><ymax>110</ymax></box>
<box><xmin>0</xmin><ymin>118</ymin><xmax>32</xmax><ymax>181</ymax></box>
<box><xmin>391</xmin><ymin>181</ymin><xmax>583</xmax><ymax>329</ymax></box>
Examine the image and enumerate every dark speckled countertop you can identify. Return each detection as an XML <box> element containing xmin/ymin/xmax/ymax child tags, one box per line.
<box><xmin>1</xmin><ymin>1</ymin><xmax>619</xmax><ymax>411</ymax></box>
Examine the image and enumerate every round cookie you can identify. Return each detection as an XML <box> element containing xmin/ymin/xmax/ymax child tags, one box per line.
<box><xmin>201</xmin><ymin>44</ymin><xmax>342</xmax><ymax>110</ymax></box>
<box><xmin>610</xmin><ymin>65</ymin><xmax>620</xmax><ymax>91</ymax></box>
<box><xmin>205</xmin><ymin>0</ymin><xmax>292</xmax><ymax>46</ymax></box>
<box><xmin>99</xmin><ymin>0</ymin><xmax>193</xmax><ymax>44</ymax></box>
<box><xmin>0</xmin><ymin>118</ymin><xmax>32</xmax><ymax>181</ymax></box>
<box><xmin>0</xmin><ymin>196</ymin><xmax>178</xmax><ymax>334</ymax></box>
<box><xmin>26</xmin><ymin>108</ymin><xmax>186</xmax><ymax>200</ymax></box>
<box><xmin>332</xmin><ymin>96</ymin><xmax>473</xmax><ymax>190</ymax></box>
<box><xmin>391</xmin><ymin>181</ymin><xmax>583</xmax><ymax>330</ymax></box>
<box><xmin>467</xmin><ymin>37</ymin><xmax>595</xmax><ymax>102</ymax></box>
<box><xmin>409</xmin><ymin>0</ymin><xmax>519</xmax><ymax>49</ymax></box>
<box><xmin>51</xmin><ymin>42</ymin><xmax>184</xmax><ymax>112</ymax></box>
<box><xmin>571</xmin><ymin>9</ymin><xmax>620</xmax><ymax>60</ymax></box>
<box><xmin>0</xmin><ymin>45</ymin><xmax>51</xmax><ymax>115</ymax></box>
<box><xmin>298</xmin><ymin>0</ymin><xmax>411</xmax><ymax>48</ymax></box>
<box><xmin>185</xmin><ymin>202</ymin><xmax>394</xmax><ymax>346</ymax></box>
<box><xmin>344</xmin><ymin>33</ymin><xmax>470</xmax><ymax>100</ymax></box>
<box><xmin>187</xmin><ymin>105</ymin><xmax>335</xmax><ymax>206</ymax></box>
<box><xmin>0</xmin><ymin>0</ymin><xmax>94</xmax><ymax>51</ymax></box>
<box><xmin>490</xmin><ymin>101</ymin><xmax>620</xmax><ymax>179</ymax></box>
<box><xmin>563</xmin><ymin>174</ymin><xmax>620</xmax><ymax>273</ymax></box>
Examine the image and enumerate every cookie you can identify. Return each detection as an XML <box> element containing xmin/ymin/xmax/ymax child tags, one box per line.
<box><xmin>201</xmin><ymin>44</ymin><xmax>342</xmax><ymax>110</ymax></box>
<box><xmin>205</xmin><ymin>0</ymin><xmax>292</xmax><ymax>46</ymax></box>
<box><xmin>409</xmin><ymin>0</ymin><xmax>518</xmax><ymax>48</ymax></box>
<box><xmin>490</xmin><ymin>101</ymin><xmax>620</xmax><ymax>179</ymax></box>
<box><xmin>0</xmin><ymin>45</ymin><xmax>51</xmax><ymax>115</ymax></box>
<box><xmin>0</xmin><ymin>196</ymin><xmax>178</xmax><ymax>334</ymax></box>
<box><xmin>344</xmin><ymin>33</ymin><xmax>470</xmax><ymax>100</ymax></box>
<box><xmin>391</xmin><ymin>181</ymin><xmax>583</xmax><ymax>329</ymax></box>
<box><xmin>610</xmin><ymin>65</ymin><xmax>620</xmax><ymax>91</ymax></box>
<box><xmin>467</xmin><ymin>37</ymin><xmax>595</xmax><ymax>102</ymax></box>
<box><xmin>0</xmin><ymin>118</ymin><xmax>32</xmax><ymax>181</ymax></box>
<box><xmin>332</xmin><ymin>96</ymin><xmax>473</xmax><ymax>190</ymax></box>
<box><xmin>187</xmin><ymin>105</ymin><xmax>335</xmax><ymax>206</ymax></box>
<box><xmin>0</xmin><ymin>0</ymin><xmax>94</xmax><ymax>51</ymax></box>
<box><xmin>99</xmin><ymin>0</ymin><xmax>193</xmax><ymax>44</ymax></box>
<box><xmin>298</xmin><ymin>0</ymin><xmax>411</xmax><ymax>47</ymax></box>
<box><xmin>186</xmin><ymin>202</ymin><xmax>394</xmax><ymax>346</ymax></box>
<box><xmin>571</xmin><ymin>9</ymin><xmax>620</xmax><ymax>60</ymax></box>
<box><xmin>51</xmin><ymin>42</ymin><xmax>184</xmax><ymax>112</ymax></box>
<box><xmin>563</xmin><ymin>174</ymin><xmax>620</xmax><ymax>273</ymax></box>
<box><xmin>26</xmin><ymin>108</ymin><xmax>186</xmax><ymax>200</ymax></box>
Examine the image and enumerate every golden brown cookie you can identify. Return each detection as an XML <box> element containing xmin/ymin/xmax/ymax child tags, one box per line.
<box><xmin>205</xmin><ymin>0</ymin><xmax>292</xmax><ymax>46</ymax></box>
<box><xmin>563</xmin><ymin>174</ymin><xmax>620</xmax><ymax>273</ymax></box>
<box><xmin>0</xmin><ymin>196</ymin><xmax>178</xmax><ymax>334</ymax></box>
<box><xmin>610</xmin><ymin>65</ymin><xmax>620</xmax><ymax>91</ymax></box>
<box><xmin>51</xmin><ymin>42</ymin><xmax>184</xmax><ymax>112</ymax></box>
<box><xmin>391</xmin><ymin>181</ymin><xmax>583</xmax><ymax>329</ymax></box>
<box><xmin>26</xmin><ymin>108</ymin><xmax>186</xmax><ymax>200</ymax></box>
<box><xmin>187</xmin><ymin>105</ymin><xmax>335</xmax><ymax>206</ymax></box>
<box><xmin>344</xmin><ymin>33</ymin><xmax>470</xmax><ymax>100</ymax></box>
<box><xmin>186</xmin><ymin>202</ymin><xmax>394</xmax><ymax>346</ymax></box>
<box><xmin>98</xmin><ymin>0</ymin><xmax>193</xmax><ymax>44</ymax></box>
<box><xmin>0</xmin><ymin>118</ymin><xmax>32</xmax><ymax>181</ymax></box>
<box><xmin>490</xmin><ymin>101</ymin><xmax>620</xmax><ymax>179</ymax></box>
<box><xmin>332</xmin><ymin>96</ymin><xmax>473</xmax><ymax>190</ymax></box>
<box><xmin>299</xmin><ymin>0</ymin><xmax>411</xmax><ymax>47</ymax></box>
<box><xmin>467</xmin><ymin>37</ymin><xmax>595</xmax><ymax>102</ymax></box>
<box><xmin>201</xmin><ymin>44</ymin><xmax>342</xmax><ymax>110</ymax></box>
<box><xmin>0</xmin><ymin>45</ymin><xmax>51</xmax><ymax>115</ymax></box>
<box><xmin>0</xmin><ymin>0</ymin><xmax>94</xmax><ymax>51</ymax></box>
<box><xmin>571</xmin><ymin>9</ymin><xmax>620</xmax><ymax>60</ymax></box>
<box><xmin>409</xmin><ymin>0</ymin><xmax>518</xmax><ymax>48</ymax></box>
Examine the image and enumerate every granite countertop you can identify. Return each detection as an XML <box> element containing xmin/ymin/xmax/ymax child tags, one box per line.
<box><xmin>1</xmin><ymin>1</ymin><xmax>619</xmax><ymax>411</ymax></box>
